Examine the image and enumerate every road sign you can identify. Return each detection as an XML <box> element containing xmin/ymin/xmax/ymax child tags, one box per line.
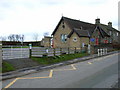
<box><xmin>29</xmin><ymin>44</ymin><xmax>32</xmax><ymax>49</ymax></box>
<box><xmin>90</xmin><ymin>38</ymin><xmax>95</xmax><ymax>42</ymax></box>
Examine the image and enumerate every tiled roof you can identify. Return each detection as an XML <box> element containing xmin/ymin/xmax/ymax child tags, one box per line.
<box><xmin>97</xmin><ymin>26</ymin><xmax>110</xmax><ymax>38</ymax></box>
<box><xmin>52</xmin><ymin>16</ymin><xmax>118</xmax><ymax>37</ymax></box>
<box><xmin>68</xmin><ymin>28</ymin><xmax>90</xmax><ymax>38</ymax></box>
<box><xmin>63</xmin><ymin>17</ymin><xmax>96</xmax><ymax>36</ymax></box>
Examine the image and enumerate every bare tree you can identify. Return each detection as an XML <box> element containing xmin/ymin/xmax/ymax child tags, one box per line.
<box><xmin>8</xmin><ymin>35</ymin><xmax>12</xmax><ymax>41</ymax></box>
<box><xmin>20</xmin><ymin>35</ymin><xmax>24</xmax><ymax>44</ymax></box>
<box><xmin>21</xmin><ymin>35</ymin><xmax>24</xmax><ymax>42</ymax></box>
<box><xmin>8</xmin><ymin>34</ymin><xmax>25</xmax><ymax>42</ymax></box>
<box><xmin>15</xmin><ymin>34</ymin><xmax>20</xmax><ymax>42</ymax></box>
<box><xmin>33</xmin><ymin>33</ymin><xmax>39</xmax><ymax>41</ymax></box>
<box><xmin>0</xmin><ymin>36</ymin><xmax>7</xmax><ymax>41</ymax></box>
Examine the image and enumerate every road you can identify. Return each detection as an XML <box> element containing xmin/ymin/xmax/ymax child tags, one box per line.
<box><xmin>2</xmin><ymin>53</ymin><xmax>119</xmax><ymax>88</ymax></box>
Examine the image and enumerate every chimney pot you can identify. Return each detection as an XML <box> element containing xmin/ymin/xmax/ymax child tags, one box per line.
<box><xmin>108</xmin><ymin>22</ymin><xmax>112</xmax><ymax>27</ymax></box>
<box><xmin>95</xmin><ymin>18</ymin><xmax>100</xmax><ymax>24</ymax></box>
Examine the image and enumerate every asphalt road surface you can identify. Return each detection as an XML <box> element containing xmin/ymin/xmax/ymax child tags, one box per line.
<box><xmin>2</xmin><ymin>53</ymin><xmax>119</xmax><ymax>88</ymax></box>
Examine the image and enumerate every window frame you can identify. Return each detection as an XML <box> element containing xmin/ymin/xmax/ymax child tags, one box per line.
<box><xmin>61</xmin><ymin>34</ymin><xmax>67</xmax><ymax>42</ymax></box>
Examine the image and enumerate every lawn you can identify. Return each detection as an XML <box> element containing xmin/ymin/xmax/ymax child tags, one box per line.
<box><xmin>2</xmin><ymin>61</ymin><xmax>15</xmax><ymax>73</ymax></box>
<box><xmin>32</xmin><ymin>53</ymin><xmax>88</xmax><ymax>65</ymax></box>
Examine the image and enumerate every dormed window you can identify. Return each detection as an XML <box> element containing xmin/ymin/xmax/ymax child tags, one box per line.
<box><xmin>61</xmin><ymin>34</ymin><xmax>67</xmax><ymax>42</ymax></box>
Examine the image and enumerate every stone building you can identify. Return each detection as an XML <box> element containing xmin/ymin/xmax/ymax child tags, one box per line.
<box><xmin>51</xmin><ymin>16</ymin><xmax>120</xmax><ymax>49</ymax></box>
<box><xmin>41</xmin><ymin>36</ymin><xmax>52</xmax><ymax>47</ymax></box>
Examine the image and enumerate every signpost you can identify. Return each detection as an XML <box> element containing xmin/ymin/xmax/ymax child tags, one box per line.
<box><xmin>0</xmin><ymin>42</ymin><xmax>2</xmax><ymax>68</ymax></box>
<box><xmin>0</xmin><ymin>42</ymin><xmax>2</xmax><ymax>90</ymax></box>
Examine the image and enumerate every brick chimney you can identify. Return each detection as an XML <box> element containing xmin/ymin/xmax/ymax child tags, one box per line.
<box><xmin>95</xmin><ymin>18</ymin><xmax>100</xmax><ymax>24</ymax></box>
<box><xmin>108</xmin><ymin>22</ymin><xmax>112</xmax><ymax>27</ymax></box>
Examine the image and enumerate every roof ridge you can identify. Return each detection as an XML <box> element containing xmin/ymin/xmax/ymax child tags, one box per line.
<box><xmin>74</xmin><ymin>28</ymin><xmax>88</xmax><ymax>31</ymax></box>
<box><xmin>63</xmin><ymin>16</ymin><xmax>94</xmax><ymax>25</ymax></box>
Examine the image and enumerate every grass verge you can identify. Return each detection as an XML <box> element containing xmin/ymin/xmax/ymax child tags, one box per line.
<box><xmin>2</xmin><ymin>61</ymin><xmax>15</xmax><ymax>73</ymax></box>
<box><xmin>32</xmin><ymin>53</ymin><xmax>88</xmax><ymax>65</ymax></box>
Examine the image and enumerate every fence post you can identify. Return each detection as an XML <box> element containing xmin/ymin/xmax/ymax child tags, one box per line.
<box><xmin>29</xmin><ymin>44</ymin><xmax>32</xmax><ymax>58</ymax></box>
<box><xmin>74</xmin><ymin>47</ymin><xmax>76</xmax><ymax>53</ymax></box>
<box><xmin>100</xmin><ymin>49</ymin><xmax>102</xmax><ymax>56</ymax></box>
<box><xmin>60</xmin><ymin>48</ymin><xmax>62</xmax><ymax>55</ymax></box>
<box><xmin>81</xmin><ymin>47</ymin><xmax>82</xmax><ymax>53</ymax></box>
<box><xmin>105</xmin><ymin>48</ymin><xmax>107</xmax><ymax>54</ymax></box>
<box><xmin>68</xmin><ymin>47</ymin><xmax>70</xmax><ymax>54</ymax></box>
<box><xmin>98</xmin><ymin>49</ymin><xmax>100</xmax><ymax>56</ymax></box>
<box><xmin>53</xmin><ymin>48</ymin><xmax>56</xmax><ymax>56</ymax></box>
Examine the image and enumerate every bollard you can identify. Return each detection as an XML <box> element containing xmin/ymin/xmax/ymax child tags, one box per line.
<box><xmin>106</xmin><ymin>48</ymin><xmax>107</xmax><ymax>54</ymax></box>
<box><xmin>100</xmin><ymin>49</ymin><xmax>103</xmax><ymax>56</ymax></box>
<box><xmin>98</xmin><ymin>49</ymin><xmax>100</xmax><ymax>56</ymax></box>
<box><xmin>102</xmin><ymin>49</ymin><xmax>104</xmax><ymax>55</ymax></box>
<box><xmin>88</xmin><ymin>44</ymin><xmax>90</xmax><ymax>54</ymax></box>
<box><xmin>102</xmin><ymin>48</ymin><xmax>104</xmax><ymax>55</ymax></box>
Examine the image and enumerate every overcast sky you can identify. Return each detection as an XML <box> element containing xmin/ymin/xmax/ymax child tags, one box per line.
<box><xmin>0</xmin><ymin>0</ymin><xmax>119</xmax><ymax>41</ymax></box>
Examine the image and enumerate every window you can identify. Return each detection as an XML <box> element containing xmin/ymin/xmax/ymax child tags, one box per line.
<box><xmin>117</xmin><ymin>32</ymin><xmax>119</xmax><ymax>36</ymax></box>
<box><xmin>62</xmin><ymin>25</ymin><xmax>65</xmax><ymax>29</ymax></box>
<box><xmin>73</xmin><ymin>37</ymin><xmax>77</xmax><ymax>42</ymax></box>
<box><xmin>61</xmin><ymin>34</ymin><xmax>67</xmax><ymax>42</ymax></box>
<box><xmin>109</xmin><ymin>31</ymin><xmax>112</xmax><ymax>35</ymax></box>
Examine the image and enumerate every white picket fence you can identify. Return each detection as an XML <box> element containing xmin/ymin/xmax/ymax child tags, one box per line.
<box><xmin>2</xmin><ymin>47</ymin><xmax>29</xmax><ymax>60</ymax></box>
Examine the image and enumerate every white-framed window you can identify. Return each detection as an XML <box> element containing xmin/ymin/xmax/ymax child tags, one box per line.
<box><xmin>117</xmin><ymin>32</ymin><xmax>119</xmax><ymax>36</ymax></box>
<box><xmin>109</xmin><ymin>31</ymin><xmax>112</xmax><ymax>35</ymax></box>
<box><xmin>73</xmin><ymin>37</ymin><xmax>77</xmax><ymax>42</ymax></box>
<box><xmin>82</xmin><ymin>43</ymin><xmax>85</xmax><ymax>47</ymax></box>
<box><xmin>61</xmin><ymin>34</ymin><xmax>67</xmax><ymax>42</ymax></box>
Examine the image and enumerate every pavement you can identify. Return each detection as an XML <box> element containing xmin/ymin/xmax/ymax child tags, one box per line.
<box><xmin>1</xmin><ymin>50</ymin><xmax>119</xmax><ymax>81</ymax></box>
<box><xmin>1</xmin><ymin>51</ymin><xmax>119</xmax><ymax>88</ymax></box>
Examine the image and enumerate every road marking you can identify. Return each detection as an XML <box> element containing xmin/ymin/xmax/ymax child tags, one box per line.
<box><xmin>4</xmin><ymin>78</ymin><xmax>19</xmax><ymax>88</ymax></box>
<box><xmin>18</xmin><ymin>76</ymin><xmax>49</xmax><ymax>79</ymax></box>
<box><xmin>4</xmin><ymin>70</ymin><xmax>53</xmax><ymax>89</ymax></box>
<box><xmin>4</xmin><ymin>53</ymin><xmax>119</xmax><ymax>88</ymax></box>
<box><xmin>88</xmin><ymin>62</ymin><xmax>92</xmax><ymax>64</ymax></box>
<box><xmin>54</xmin><ymin>64</ymin><xmax>76</xmax><ymax>71</ymax></box>
<box><xmin>49</xmin><ymin>70</ymin><xmax>53</xmax><ymax>78</ymax></box>
<box><xmin>71</xmin><ymin>64</ymin><xmax>77</xmax><ymax>70</ymax></box>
